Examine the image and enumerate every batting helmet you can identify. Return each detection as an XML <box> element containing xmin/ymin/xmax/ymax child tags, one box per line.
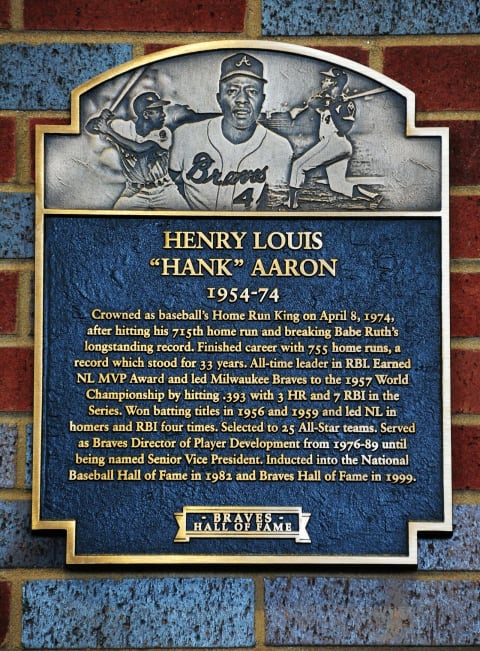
<box><xmin>133</xmin><ymin>92</ymin><xmax>169</xmax><ymax>116</ymax></box>
<box><xmin>320</xmin><ymin>67</ymin><xmax>348</xmax><ymax>93</ymax></box>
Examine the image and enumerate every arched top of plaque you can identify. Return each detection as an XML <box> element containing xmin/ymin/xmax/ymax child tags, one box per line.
<box><xmin>38</xmin><ymin>40</ymin><xmax>447</xmax><ymax>215</ymax></box>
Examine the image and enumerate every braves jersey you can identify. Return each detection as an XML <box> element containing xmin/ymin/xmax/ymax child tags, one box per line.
<box><xmin>169</xmin><ymin>116</ymin><xmax>292</xmax><ymax>210</ymax></box>
<box><xmin>317</xmin><ymin>99</ymin><xmax>356</xmax><ymax>138</ymax></box>
<box><xmin>108</xmin><ymin>119</ymin><xmax>172</xmax><ymax>187</ymax></box>
<box><xmin>289</xmin><ymin>97</ymin><xmax>356</xmax><ymax>197</ymax></box>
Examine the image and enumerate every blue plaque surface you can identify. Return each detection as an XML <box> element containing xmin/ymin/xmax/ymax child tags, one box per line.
<box><xmin>34</xmin><ymin>42</ymin><xmax>451</xmax><ymax>564</ymax></box>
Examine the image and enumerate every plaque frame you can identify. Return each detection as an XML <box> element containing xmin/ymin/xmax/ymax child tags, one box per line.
<box><xmin>33</xmin><ymin>40</ymin><xmax>451</xmax><ymax>565</ymax></box>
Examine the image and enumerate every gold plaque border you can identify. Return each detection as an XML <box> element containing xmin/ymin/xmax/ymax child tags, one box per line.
<box><xmin>33</xmin><ymin>39</ymin><xmax>452</xmax><ymax>565</ymax></box>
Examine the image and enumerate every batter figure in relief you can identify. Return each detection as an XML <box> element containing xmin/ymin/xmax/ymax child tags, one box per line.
<box><xmin>288</xmin><ymin>68</ymin><xmax>381</xmax><ymax>209</ymax></box>
<box><xmin>86</xmin><ymin>92</ymin><xmax>188</xmax><ymax>210</ymax></box>
<box><xmin>169</xmin><ymin>52</ymin><xmax>293</xmax><ymax>211</ymax></box>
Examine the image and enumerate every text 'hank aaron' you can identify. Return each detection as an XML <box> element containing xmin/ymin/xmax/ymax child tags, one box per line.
<box><xmin>149</xmin><ymin>256</ymin><xmax>337</xmax><ymax>277</ymax></box>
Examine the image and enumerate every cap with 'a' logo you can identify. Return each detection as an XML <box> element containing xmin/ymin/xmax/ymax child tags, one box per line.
<box><xmin>220</xmin><ymin>53</ymin><xmax>267</xmax><ymax>83</ymax></box>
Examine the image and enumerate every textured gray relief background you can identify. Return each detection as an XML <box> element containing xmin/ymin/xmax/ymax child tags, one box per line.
<box><xmin>44</xmin><ymin>48</ymin><xmax>442</xmax><ymax>213</ymax></box>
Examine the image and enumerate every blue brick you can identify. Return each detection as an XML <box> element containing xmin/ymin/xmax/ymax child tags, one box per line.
<box><xmin>0</xmin><ymin>44</ymin><xmax>132</xmax><ymax>110</ymax></box>
<box><xmin>0</xmin><ymin>193</ymin><xmax>34</xmax><ymax>258</ymax></box>
<box><xmin>419</xmin><ymin>503</ymin><xmax>480</xmax><ymax>570</ymax></box>
<box><xmin>262</xmin><ymin>0</ymin><xmax>480</xmax><ymax>36</ymax></box>
<box><xmin>22</xmin><ymin>578</ymin><xmax>254</xmax><ymax>648</ymax></box>
<box><xmin>265</xmin><ymin>577</ymin><xmax>480</xmax><ymax>645</ymax></box>
<box><xmin>0</xmin><ymin>501</ymin><xmax>64</xmax><ymax>568</ymax></box>
<box><xmin>0</xmin><ymin>424</ymin><xmax>17</xmax><ymax>488</ymax></box>
<box><xmin>25</xmin><ymin>423</ymin><xmax>33</xmax><ymax>489</ymax></box>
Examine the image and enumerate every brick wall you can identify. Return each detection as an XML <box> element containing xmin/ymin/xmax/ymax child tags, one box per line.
<box><xmin>1</xmin><ymin>0</ymin><xmax>479</xmax><ymax>648</ymax></box>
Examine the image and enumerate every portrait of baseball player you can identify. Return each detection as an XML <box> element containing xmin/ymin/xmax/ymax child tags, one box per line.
<box><xmin>288</xmin><ymin>67</ymin><xmax>382</xmax><ymax>210</ymax></box>
<box><xmin>85</xmin><ymin>92</ymin><xmax>188</xmax><ymax>210</ymax></box>
<box><xmin>169</xmin><ymin>52</ymin><xmax>293</xmax><ymax>211</ymax></box>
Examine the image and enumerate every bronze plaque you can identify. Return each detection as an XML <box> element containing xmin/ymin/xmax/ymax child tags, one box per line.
<box><xmin>34</xmin><ymin>41</ymin><xmax>451</xmax><ymax>564</ymax></box>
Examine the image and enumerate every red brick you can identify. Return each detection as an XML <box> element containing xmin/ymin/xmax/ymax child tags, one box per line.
<box><xmin>450</xmin><ymin>195</ymin><xmax>480</xmax><ymax>259</ymax></box>
<box><xmin>0</xmin><ymin>348</ymin><xmax>34</xmax><ymax>412</ymax></box>
<box><xmin>30</xmin><ymin>118</ymin><xmax>70</xmax><ymax>181</ymax></box>
<box><xmin>0</xmin><ymin>0</ymin><xmax>10</xmax><ymax>29</ymax></box>
<box><xmin>144</xmin><ymin>44</ymin><xmax>183</xmax><ymax>56</ymax></box>
<box><xmin>384</xmin><ymin>46</ymin><xmax>480</xmax><ymax>112</ymax></box>
<box><xmin>451</xmin><ymin>349</ymin><xmax>480</xmax><ymax>414</ymax></box>
<box><xmin>0</xmin><ymin>118</ymin><xmax>15</xmax><ymax>182</ymax></box>
<box><xmin>0</xmin><ymin>582</ymin><xmax>11</xmax><ymax>646</ymax></box>
<box><xmin>312</xmin><ymin>46</ymin><xmax>370</xmax><ymax>67</ymax></box>
<box><xmin>451</xmin><ymin>274</ymin><xmax>480</xmax><ymax>338</ymax></box>
<box><xmin>452</xmin><ymin>425</ymin><xmax>480</xmax><ymax>489</ymax></box>
<box><xmin>24</xmin><ymin>0</ymin><xmax>246</xmax><ymax>32</ymax></box>
<box><xmin>418</xmin><ymin>120</ymin><xmax>480</xmax><ymax>187</ymax></box>
<box><xmin>0</xmin><ymin>272</ymin><xmax>18</xmax><ymax>334</ymax></box>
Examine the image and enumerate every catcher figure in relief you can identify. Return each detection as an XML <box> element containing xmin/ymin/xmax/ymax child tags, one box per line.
<box><xmin>86</xmin><ymin>92</ymin><xmax>188</xmax><ymax>210</ymax></box>
<box><xmin>169</xmin><ymin>52</ymin><xmax>293</xmax><ymax>211</ymax></box>
<box><xmin>288</xmin><ymin>67</ymin><xmax>382</xmax><ymax>209</ymax></box>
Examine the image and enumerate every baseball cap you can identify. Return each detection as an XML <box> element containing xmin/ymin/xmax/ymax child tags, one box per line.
<box><xmin>220</xmin><ymin>53</ymin><xmax>267</xmax><ymax>83</ymax></box>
